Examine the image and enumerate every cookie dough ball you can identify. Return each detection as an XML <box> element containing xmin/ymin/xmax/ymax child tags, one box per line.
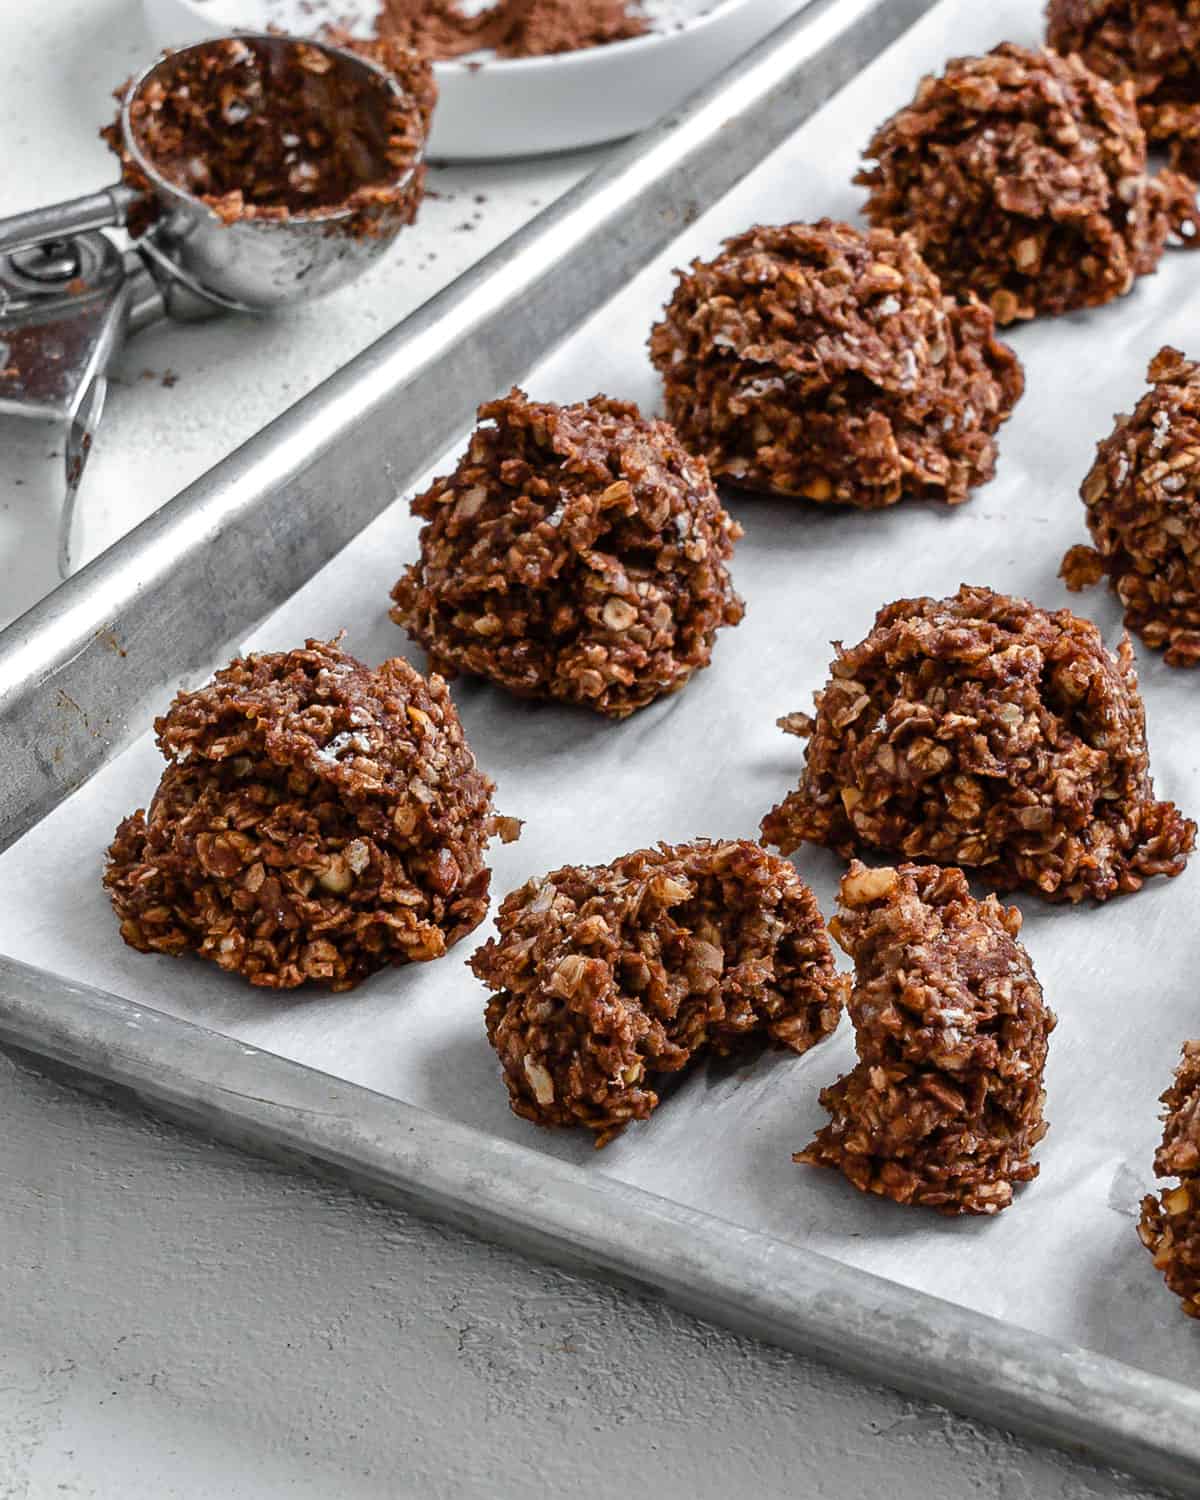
<box><xmin>471</xmin><ymin>839</ymin><xmax>847</xmax><ymax>1145</ymax></box>
<box><xmin>1062</xmin><ymin>347</ymin><xmax>1200</xmax><ymax>666</ymax></box>
<box><xmin>797</xmin><ymin>862</ymin><xmax>1055</xmax><ymax>1215</ymax></box>
<box><xmin>761</xmin><ymin>584</ymin><xmax>1194</xmax><ymax>903</ymax></box>
<box><xmin>857</xmin><ymin>43</ymin><xmax>1198</xmax><ymax>323</ymax></box>
<box><xmin>104</xmin><ymin>639</ymin><xmax>515</xmax><ymax>991</ymax></box>
<box><xmin>1048</xmin><ymin>0</ymin><xmax>1200</xmax><ymax>176</ymax></box>
<box><xmin>648</xmin><ymin>220</ymin><xmax>1023</xmax><ymax>508</ymax></box>
<box><xmin>390</xmin><ymin>389</ymin><xmax>744</xmax><ymax>719</ymax></box>
<box><xmin>1139</xmin><ymin>1040</ymin><xmax>1200</xmax><ymax>1316</ymax></box>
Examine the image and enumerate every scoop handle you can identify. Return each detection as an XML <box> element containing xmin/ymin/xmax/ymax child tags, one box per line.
<box><xmin>0</xmin><ymin>183</ymin><xmax>143</xmax><ymax>256</ymax></box>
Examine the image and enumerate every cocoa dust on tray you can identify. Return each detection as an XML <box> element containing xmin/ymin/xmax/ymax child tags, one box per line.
<box><xmin>372</xmin><ymin>0</ymin><xmax>649</xmax><ymax>61</ymax></box>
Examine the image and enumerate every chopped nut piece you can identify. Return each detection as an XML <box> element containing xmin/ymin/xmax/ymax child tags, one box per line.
<box><xmin>762</xmin><ymin>584</ymin><xmax>1194</xmax><ymax>903</ymax></box>
<box><xmin>391</xmin><ymin>389</ymin><xmax>744</xmax><ymax>719</ymax></box>
<box><xmin>1139</xmin><ymin>1041</ymin><xmax>1200</xmax><ymax>1316</ymax></box>
<box><xmin>649</xmin><ymin>220</ymin><xmax>1022</xmax><ymax>509</ymax></box>
<box><xmin>839</xmin><ymin>864</ymin><xmax>899</xmax><ymax>904</ymax></box>
<box><xmin>1061</xmin><ymin>346</ymin><xmax>1200</xmax><ymax>667</ymax></box>
<box><xmin>104</xmin><ymin>638</ymin><xmax>511</xmax><ymax>991</ymax></box>
<box><xmin>858</xmin><ymin>43</ymin><xmax>1198</xmax><ymax>321</ymax></box>
<box><xmin>797</xmin><ymin>863</ymin><xmax>1055</xmax><ymax>1215</ymax></box>
<box><xmin>472</xmin><ymin>839</ymin><xmax>847</xmax><ymax>1145</ymax></box>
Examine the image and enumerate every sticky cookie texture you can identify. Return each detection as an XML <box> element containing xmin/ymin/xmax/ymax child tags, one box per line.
<box><xmin>857</xmin><ymin>43</ymin><xmax>1198</xmax><ymax>323</ymax></box>
<box><xmin>1047</xmin><ymin>0</ymin><xmax>1200</xmax><ymax>177</ymax></box>
<box><xmin>390</xmin><ymin>389</ymin><xmax>744</xmax><ymax>718</ymax></box>
<box><xmin>1139</xmin><ymin>1040</ymin><xmax>1200</xmax><ymax>1316</ymax></box>
<box><xmin>761</xmin><ymin>584</ymin><xmax>1194</xmax><ymax>903</ymax></box>
<box><xmin>797</xmin><ymin>862</ymin><xmax>1055</xmax><ymax>1216</ymax></box>
<box><xmin>1062</xmin><ymin>346</ymin><xmax>1200</xmax><ymax>666</ymax></box>
<box><xmin>648</xmin><ymin>219</ymin><xmax>1022</xmax><ymax>508</ymax></box>
<box><xmin>471</xmin><ymin>839</ymin><xmax>847</xmax><ymax>1145</ymax></box>
<box><xmin>104</xmin><ymin>639</ymin><xmax>515</xmax><ymax>991</ymax></box>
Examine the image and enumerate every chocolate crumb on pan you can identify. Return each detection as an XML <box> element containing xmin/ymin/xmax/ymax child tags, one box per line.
<box><xmin>857</xmin><ymin>43</ymin><xmax>1200</xmax><ymax>325</ymax></box>
<box><xmin>761</xmin><ymin>584</ymin><xmax>1195</xmax><ymax>903</ymax></box>
<box><xmin>104</xmin><ymin>638</ymin><xmax>518</xmax><ymax>992</ymax></box>
<box><xmin>1139</xmin><ymin>1040</ymin><xmax>1200</xmax><ymax>1315</ymax></box>
<box><xmin>1062</xmin><ymin>346</ymin><xmax>1200</xmax><ymax>667</ymax></box>
<box><xmin>1047</xmin><ymin>0</ymin><xmax>1200</xmax><ymax>177</ymax></box>
<box><xmin>648</xmin><ymin>219</ymin><xmax>1023</xmax><ymax>508</ymax></box>
<box><xmin>390</xmin><ymin>388</ymin><xmax>744</xmax><ymax>719</ymax></box>
<box><xmin>471</xmin><ymin>839</ymin><xmax>847</xmax><ymax>1146</ymax></box>
<box><xmin>103</xmin><ymin>34</ymin><xmax>434</xmax><ymax>239</ymax></box>
<box><xmin>797</xmin><ymin>862</ymin><xmax>1055</xmax><ymax>1216</ymax></box>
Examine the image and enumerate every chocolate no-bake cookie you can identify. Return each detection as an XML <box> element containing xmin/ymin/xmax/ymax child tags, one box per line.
<box><xmin>1048</xmin><ymin>0</ymin><xmax>1200</xmax><ymax>176</ymax></box>
<box><xmin>762</xmin><ymin>584</ymin><xmax>1194</xmax><ymax>903</ymax></box>
<box><xmin>104</xmin><ymin>34</ymin><xmax>433</xmax><ymax>236</ymax></box>
<box><xmin>390</xmin><ymin>389</ymin><xmax>744</xmax><ymax>718</ymax></box>
<box><xmin>1139</xmin><ymin>1040</ymin><xmax>1200</xmax><ymax>1316</ymax></box>
<box><xmin>104</xmin><ymin>639</ymin><xmax>516</xmax><ymax>991</ymax></box>
<box><xmin>648</xmin><ymin>219</ymin><xmax>1023</xmax><ymax>508</ymax></box>
<box><xmin>1062</xmin><ymin>346</ymin><xmax>1200</xmax><ymax>666</ymax></box>
<box><xmin>797</xmin><ymin>862</ymin><xmax>1055</xmax><ymax>1215</ymax></box>
<box><xmin>857</xmin><ymin>43</ymin><xmax>1198</xmax><ymax>323</ymax></box>
<box><xmin>472</xmin><ymin>839</ymin><xmax>847</xmax><ymax>1145</ymax></box>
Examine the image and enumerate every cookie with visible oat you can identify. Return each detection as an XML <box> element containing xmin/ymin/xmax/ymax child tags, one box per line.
<box><xmin>104</xmin><ymin>638</ymin><xmax>516</xmax><ymax>991</ymax></box>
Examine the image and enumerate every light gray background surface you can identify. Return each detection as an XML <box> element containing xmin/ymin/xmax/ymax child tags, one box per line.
<box><xmin>0</xmin><ymin>1</ymin><xmax>1180</xmax><ymax>1495</ymax></box>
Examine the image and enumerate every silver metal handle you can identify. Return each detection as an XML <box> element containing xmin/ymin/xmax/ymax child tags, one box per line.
<box><xmin>0</xmin><ymin>183</ymin><xmax>143</xmax><ymax>256</ymax></box>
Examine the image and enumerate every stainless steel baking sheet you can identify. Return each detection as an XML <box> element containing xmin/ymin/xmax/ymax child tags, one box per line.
<box><xmin>5</xmin><ymin>0</ymin><xmax>1200</xmax><ymax>1489</ymax></box>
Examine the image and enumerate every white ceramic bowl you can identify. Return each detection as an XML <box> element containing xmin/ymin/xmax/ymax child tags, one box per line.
<box><xmin>142</xmin><ymin>0</ymin><xmax>807</xmax><ymax>160</ymax></box>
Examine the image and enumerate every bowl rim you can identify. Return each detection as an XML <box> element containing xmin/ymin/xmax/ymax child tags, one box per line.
<box><xmin>153</xmin><ymin>0</ymin><xmax>764</xmax><ymax>80</ymax></box>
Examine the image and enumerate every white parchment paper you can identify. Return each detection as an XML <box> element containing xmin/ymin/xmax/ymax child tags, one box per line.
<box><xmin>5</xmin><ymin>0</ymin><xmax>1200</xmax><ymax>1387</ymax></box>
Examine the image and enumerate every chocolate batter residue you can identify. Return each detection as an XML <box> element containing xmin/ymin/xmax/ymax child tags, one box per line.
<box><xmin>373</xmin><ymin>0</ymin><xmax>649</xmax><ymax>61</ymax></box>
<box><xmin>103</xmin><ymin>34</ymin><xmax>433</xmax><ymax>236</ymax></box>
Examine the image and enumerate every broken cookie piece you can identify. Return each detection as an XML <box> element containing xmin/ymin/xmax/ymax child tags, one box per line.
<box><xmin>762</xmin><ymin>584</ymin><xmax>1194</xmax><ymax>903</ymax></box>
<box><xmin>648</xmin><ymin>219</ymin><xmax>1022</xmax><ymax>508</ymax></box>
<box><xmin>858</xmin><ymin>43</ymin><xmax>1198</xmax><ymax>323</ymax></box>
<box><xmin>797</xmin><ymin>862</ymin><xmax>1055</xmax><ymax>1215</ymax></box>
<box><xmin>390</xmin><ymin>388</ymin><xmax>744</xmax><ymax>718</ymax></box>
<box><xmin>104</xmin><ymin>638</ymin><xmax>515</xmax><ymax>991</ymax></box>
<box><xmin>1062</xmin><ymin>346</ymin><xmax>1200</xmax><ymax>666</ymax></box>
<box><xmin>472</xmin><ymin>838</ymin><xmax>847</xmax><ymax>1145</ymax></box>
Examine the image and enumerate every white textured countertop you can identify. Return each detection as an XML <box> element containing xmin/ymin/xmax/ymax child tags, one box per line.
<box><xmin>0</xmin><ymin>3</ymin><xmax>1172</xmax><ymax>1496</ymax></box>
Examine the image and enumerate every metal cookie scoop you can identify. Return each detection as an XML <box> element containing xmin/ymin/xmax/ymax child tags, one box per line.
<box><xmin>0</xmin><ymin>32</ymin><xmax>427</xmax><ymax>577</ymax></box>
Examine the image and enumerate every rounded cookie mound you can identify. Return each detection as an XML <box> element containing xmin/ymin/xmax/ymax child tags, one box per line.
<box><xmin>471</xmin><ymin>838</ymin><xmax>847</xmax><ymax>1145</ymax></box>
<box><xmin>1062</xmin><ymin>346</ymin><xmax>1200</xmax><ymax>667</ymax></box>
<box><xmin>798</xmin><ymin>862</ymin><xmax>1055</xmax><ymax>1215</ymax></box>
<box><xmin>1139</xmin><ymin>1040</ymin><xmax>1200</xmax><ymax>1316</ymax></box>
<box><xmin>648</xmin><ymin>219</ymin><xmax>1023</xmax><ymax>508</ymax></box>
<box><xmin>857</xmin><ymin>43</ymin><xmax>1198</xmax><ymax>323</ymax></box>
<box><xmin>390</xmin><ymin>389</ymin><xmax>744</xmax><ymax>718</ymax></box>
<box><xmin>761</xmin><ymin>584</ymin><xmax>1195</xmax><ymax>903</ymax></box>
<box><xmin>104</xmin><ymin>638</ymin><xmax>514</xmax><ymax>991</ymax></box>
<box><xmin>1047</xmin><ymin>0</ymin><xmax>1200</xmax><ymax>177</ymax></box>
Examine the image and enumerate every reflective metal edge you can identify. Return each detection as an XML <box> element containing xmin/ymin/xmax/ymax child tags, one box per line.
<box><xmin>0</xmin><ymin>0</ymin><xmax>936</xmax><ymax>852</ymax></box>
<box><xmin>2</xmin><ymin>951</ymin><xmax>1199</xmax><ymax>1495</ymax></box>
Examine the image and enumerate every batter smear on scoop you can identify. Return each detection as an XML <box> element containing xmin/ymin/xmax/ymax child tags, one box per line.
<box><xmin>762</xmin><ymin>585</ymin><xmax>1194</xmax><ymax>903</ymax></box>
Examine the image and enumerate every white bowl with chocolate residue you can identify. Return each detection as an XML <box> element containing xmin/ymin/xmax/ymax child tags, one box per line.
<box><xmin>143</xmin><ymin>0</ymin><xmax>810</xmax><ymax>160</ymax></box>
